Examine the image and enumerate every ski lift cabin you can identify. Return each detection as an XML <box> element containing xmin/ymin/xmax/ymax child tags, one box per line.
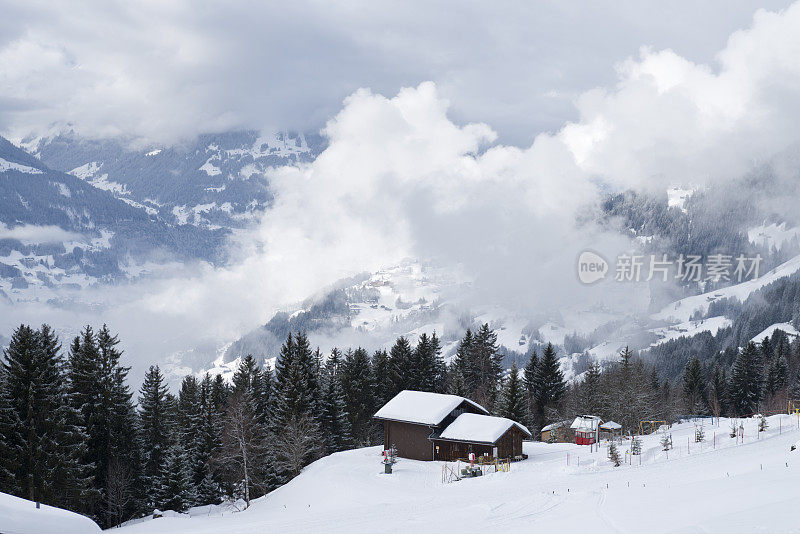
<box><xmin>571</xmin><ymin>415</ymin><xmax>602</xmax><ymax>445</ymax></box>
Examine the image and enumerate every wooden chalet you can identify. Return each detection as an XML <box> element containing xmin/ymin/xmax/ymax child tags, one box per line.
<box><xmin>373</xmin><ymin>390</ymin><xmax>531</xmax><ymax>461</ymax></box>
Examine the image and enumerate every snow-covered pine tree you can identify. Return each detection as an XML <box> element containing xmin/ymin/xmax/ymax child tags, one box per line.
<box><xmin>660</xmin><ymin>433</ymin><xmax>672</xmax><ymax>451</ymax></box>
<box><xmin>532</xmin><ymin>343</ymin><xmax>566</xmax><ymax>428</ymax></box>
<box><xmin>630</xmin><ymin>436</ymin><xmax>642</xmax><ymax>455</ymax></box>
<box><xmin>758</xmin><ymin>413</ymin><xmax>768</xmax><ymax>432</ymax></box>
<box><xmin>695</xmin><ymin>424</ymin><xmax>705</xmax><ymax>442</ymax></box>
<box><xmin>138</xmin><ymin>365</ymin><xmax>174</xmax><ymax>509</ymax></box>
<box><xmin>498</xmin><ymin>362</ymin><xmax>529</xmax><ymax>425</ymax></box>
<box><xmin>0</xmin><ymin>324</ymin><xmax>92</xmax><ymax>511</ymax></box>
<box><xmin>729</xmin><ymin>342</ymin><xmax>764</xmax><ymax>416</ymax></box>
<box><xmin>319</xmin><ymin>349</ymin><xmax>353</xmax><ymax>454</ymax></box>
<box><xmin>156</xmin><ymin>442</ymin><xmax>197</xmax><ymax>513</ymax></box>
<box><xmin>608</xmin><ymin>442</ymin><xmax>621</xmax><ymax>467</ymax></box>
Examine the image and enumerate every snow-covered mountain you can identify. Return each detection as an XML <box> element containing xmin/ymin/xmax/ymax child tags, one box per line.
<box><xmin>25</xmin><ymin>130</ymin><xmax>323</xmax><ymax>230</ymax></box>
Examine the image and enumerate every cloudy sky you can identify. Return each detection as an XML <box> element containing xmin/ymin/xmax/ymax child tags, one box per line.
<box><xmin>0</xmin><ymin>0</ymin><xmax>794</xmax><ymax>145</ymax></box>
<box><xmin>5</xmin><ymin>1</ymin><xmax>800</xmax><ymax>380</ymax></box>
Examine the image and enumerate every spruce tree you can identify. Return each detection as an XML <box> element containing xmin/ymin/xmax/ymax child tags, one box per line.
<box><xmin>522</xmin><ymin>349</ymin><xmax>538</xmax><ymax>400</ymax></box>
<box><xmin>532</xmin><ymin>343</ymin><xmax>566</xmax><ymax>428</ymax></box>
<box><xmin>0</xmin><ymin>324</ymin><xmax>92</xmax><ymax>510</ymax></box>
<box><xmin>497</xmin><ymin>362</ymin><xmax>529</xmax><ymax>425</ymax></box>
<box><xmin>471</xmin><ymin>324</ymin><xmax>503</xmax><ymax>409</ymax></box>
<box><xmin>682</xmin><ymin>356</ymin><xmax>706</xmax><ymax>414</ymax></box>
<box><xmin>271</xmin><ymin>333</ymin><xmax>322</xmax><ymax>484</ymax></box>
<box><xmin>371</xmin><ymin>349</ymin><xmax>392</xmax><ymax>406</ymax></box>
<box><xmin>156</xmin><ymin>442</ymin><xmax>197</xmax><ymax>512</ymax></box>
<box><xmin>68</xmin><ymin>325</ymin><xmax>143</xmax><ymax>526</ymax></box>
<box><xmin>341</xmin><ymin>347</ymin><xmax>377</xmax><ymax>446</ymax></box>
<box><xmin>729</xmin><ymin>342</ymin><xmax>764</xmax><ymax>416</ymax></box>
<box><xmin>388</xmin><ymin>336</ymin><xmax>414</xmax><ymax>396</ymax></box>
<box><xmin>578</xmin><ymin>362</ymin><xmax>602</xmax><ymax>415</ymax></box>
<box><xmin>319</xmin><ymin>349</ymin><xmax>353</xmax><ymax>453</ymax></box>
<box><xmin>138</xmin><ymin>365</ymin><xmax>173</xmax><ymax>508</ymax></box>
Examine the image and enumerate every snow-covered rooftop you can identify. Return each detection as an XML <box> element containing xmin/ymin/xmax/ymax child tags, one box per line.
<box><xmin>438</xmin><ymin>413</ymin><xmax>531</xmax><ymax>444</ymax></box>
<box><xmin>373</xmin><ymin>390</ymin><xmax>488</xmax><ymax>426</ymax></box>
<box><xmin>541</xmin><ymin>420</ymin><xmax>569</xmax><ymax>432</ymax></box>
<box><xmin>571</xmin><ymin>415</ymin><xmax>602</xmax><ymax>431</ymax></box>
<box><xmin>600</xmin><ymin>421</ymin><xmax>622</xmax><ymax>430</ymax></box>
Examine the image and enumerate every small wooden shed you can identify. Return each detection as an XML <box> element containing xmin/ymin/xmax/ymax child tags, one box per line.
<box><xmin>540</xmin><ymin>420</ymin><xmax>572</xmax><ymax>443</ymax></box>
<box><xmin>432</xmin><ymin>413</ymin><xmax>531</xmax><ymax>461</ymax></box>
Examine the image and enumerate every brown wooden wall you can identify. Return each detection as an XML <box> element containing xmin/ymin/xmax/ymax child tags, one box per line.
<box><xmin>383</xmin><ymin>420</ymin><xmax>435</xmax><ymax>461</ymax></box>
<box><xmin>432</xmin><ymin>426</ymin><xmax>527</xmax><ymax>461</ymax></box>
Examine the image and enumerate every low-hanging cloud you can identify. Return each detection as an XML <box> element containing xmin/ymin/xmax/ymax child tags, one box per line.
<box><xmin>6</xmin><ymin>2</ymin><xmax>800</xmax><ymax>380</ymax></box>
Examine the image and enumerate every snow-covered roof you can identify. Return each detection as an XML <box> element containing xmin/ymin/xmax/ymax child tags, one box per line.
<box><xmin>438</xmin><ymin>413</ymin><xmax>531</xmax><ymax>443</ymax></box>
<box><xmin>541</xmin><ymin>420</ymin><xmax>570</xmax><ymax>432</ymax></box>
<box><xmin>373</xmin><ymin>390</ymin><xmax>488</xmax><ymax>426</ymax></box>
<box><xmin>0</xmin><ymin>491</ymin><xmax>101</xmax><ymax>534</ymax></box>
<box><xmin>600</xmin><ymin>421</ymin><xmax>622</xmax><ymax>430</ymax></box>
<box><xmin>571</xmin><ymin>415</ymin><xmax>602</xmax><ymax>431</ymax></box>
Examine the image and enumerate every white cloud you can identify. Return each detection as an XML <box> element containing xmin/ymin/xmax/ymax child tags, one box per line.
<box><xmin>6</xmin><ymin>2</ymin><xmax>800</xmax><ymax>380</ymax></box>
<box><xmin>0</xmin><ymin>1</ymin><xmax>792</xmax><ymax>145</ymax></box>
<box><xmin>0</xmin><ymin>223</ymin><xmax>82</xmax><ymax>243</ymax></box>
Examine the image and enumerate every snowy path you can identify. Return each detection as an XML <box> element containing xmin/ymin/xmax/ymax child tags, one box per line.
<box><xmin>118</xmin><ymin>416</ymin><xmax>800</xmax><ymax>533</ymax></box>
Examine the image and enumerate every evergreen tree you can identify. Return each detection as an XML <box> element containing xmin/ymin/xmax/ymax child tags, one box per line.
<box><xmin>68</xmin><ymin>325</ymin><xmax>143</xmax><ymax>526</ymax></box>
<box><xmin>532</xmin><ymin>343</ymin><xmax>566</xmax><ymax>428</ymax></box>
<box><xmin>388</xmin><ymin>337</ymin><xmax>414</xmax><ymax>396</ymax></box>
<box><xmin>729</xmin><ymin>342</ymin><xmax>764</xmax><ymax>416</ymax></box>
<box><xmin>138</xmin><ymin>365</ymin><xmax>173</xmax><ymax>508</ymax></box>
<box><xmin>319</xmin><ymin>349</ymin><xmax>353</xmax><ymax>453</ymax></box>
<box><xmin>177</xmin><ymin>375</ymin><xmax>204</xmax><ymax>494</ymax></box>
<box><xmin>371</xmin><ymin>349</ymin><xmax>392</xmax><ymax>406</ymax></box>
<box><xmin>341</xmin><ymin>348</ymin><xmax>377</xmax><ymax>446</ymax></box>
<box><xmin>471</xmin><ymin>324</ymin><xmax>503</xmax><ymax>409</ymax></box>
<box><xmin>707</xmin><ymin>364</ymin><xmax>728</xmax><ymax>417</ymax></box>
<box><xmin>578</xmin><ymin>362</ymin><xmax>602</xmax><ymax>415</ymax></box>
<box><xmin>682</xmin><ymin>356</ymin><xmax>706</xmax><ymax>414</ymax></box>
<box><xmin>497</xmin><ymin>362</ymin><xmax>529</xmax><ymax>425</ymax></box>
<box><xmin>232</xmin><ymin>354</ymin><xmax>260</xmax><ymax>396</ymax></box>
<box><xmin>156</xmin><ymin>442</ymin><xmax>197</xmax><ymax>512</ymax></box>
<box><xmin>522</xmin><ymin>350</ymin><xmax>538</xmax><ymax>399</ymax></box>
<box><xmin>271</xmin><ymin>333</ymin><xmax>322</xmax><ymax>484</ymax></box>
<box><xmin>608</xmin><ymin>442</ymin><xmax>621</xmax><ymax>467</ymax></box>
<box><xmin>0</xmin><ymin>324</ymin><xmax>92</xmax><ymax>510</ymax></box>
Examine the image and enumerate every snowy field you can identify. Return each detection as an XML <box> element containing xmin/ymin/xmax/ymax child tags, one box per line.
<box><xmin>117</xmin><ymin>415</ymin><xmax>800</xmax><ymax>534</ymax></box>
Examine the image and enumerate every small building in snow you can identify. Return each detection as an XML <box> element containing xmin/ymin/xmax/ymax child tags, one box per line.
<box><xmin>571</xmin><ymin>415</ymin><xmax>602</xmax><ymax>445</ymax></box>
<box><xmin>540</xmin><ymin>420</ymin><xmax>573</xmax><ymax>443</ymax></box>
<box><xmin>373</xmin><ymin>390</ymin><xmax>531</xmax><ymax>461</ymax></box>
<box><xmin>599</xmin><ymin>420</ymin><xmax>623</xmax><ymax>440</ymax></box>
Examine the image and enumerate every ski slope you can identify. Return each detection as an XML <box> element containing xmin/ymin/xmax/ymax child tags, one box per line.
<box><xmin>117</xmin><ymin>415</ymin><xmax>800</xmax><ymax>533</ymax></box>
<box><xmin>653</xmin><ymin>254</ymin><xmax>800</xmax><ymax>323</ymax></box>
<box><xmin>0</xmin><ymin>492</ymin><xmax>101</xmax><ymax>534</ymax></box>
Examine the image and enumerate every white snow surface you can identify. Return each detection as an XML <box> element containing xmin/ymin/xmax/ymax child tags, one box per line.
<box><xmin>438</xmin><ymin>413</ymin><xmax>531</xmax><ymax>443</ymax></box>
<box><xmin>666</xmin><ymin>186</ymin><xmax>694</xmax><ymax>211</ymax></box>
<box><xmin>652</xmin><ymin>253</ymin><xmax>800</xmax><ymax>323</ymax></box>
<box><xmin>0</xmin><ymin>157</ymin><xmax>42</xmax><ymax>174</ymax></box>
<box><xmin>751</xmin><ymin>322</ymin><xmax>800</xmax><ymax>343</ymax></box>
<box><xmin>748</xmin><ymin>222</ymin><xmax>800</xmax><ymax>251</ymax></box>
<box><xmin>0</xmin><ymin>492</ymin><xmax>101</xmax><ymax>534</ymax></box>
<box><xmin>115</xmin><ymin>415</ymin><xmax>800</xmax><ymax>533</ymax></box>
<box><xmin>374</xmin><ymin>390</ymin><xmax>488</xmax><ymax>425</ymax></box>
<box><xmin>648</xmin><ymin>316</ymin><xmax>731</xmax><ymax>346</ymax></box>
